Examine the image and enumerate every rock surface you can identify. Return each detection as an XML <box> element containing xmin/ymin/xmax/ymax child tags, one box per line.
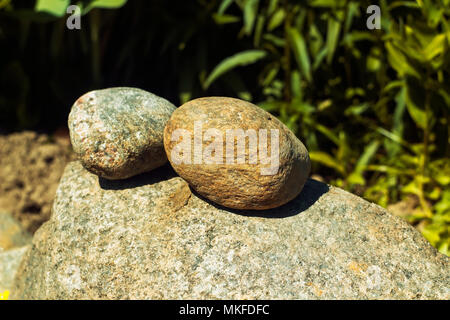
<box><xmin>12</xmin><ymin>161</ymin><xmax>449</xmax><ymax>299</ymax></box>
<box><xmin>0</xmin><ymin>212</ymin><xmax>32</xmax><ymax>294</ymax></box>
<box><xmin>0</xmin><ymin>212</ymin><xmax>32</xmax><ymax>251</ymax></box>
<box><xmin>69</xmin><ymin>87</ymin><xmax>176</xmax><ymax>180</ymax></box>
<box><xmin>164</xmin><ymin>97</ymin><xmax>310</xmax><ymax>210</ymax></box>
<box><xmin>0</xmin><ymin>246</ymin><xmax>29</xmax><ymax>293</ymax></box>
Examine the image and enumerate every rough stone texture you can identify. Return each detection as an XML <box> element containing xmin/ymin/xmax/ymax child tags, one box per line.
<box><xmin>69</xmin><ymin>87</ymin><xmax>176</xmax><ymax>180</ymax></box>
<box><xmin>0</xmin><ymin>212</ymin><xmax>32</xmax><ymax>251</ymax></box>
<box><xmin>0</xmin><ymin>246</ymin><xmax>29</xmax><ymax>292</ymax></box>
<box><xmin>0</xmin><ymin>131</ymin><xmax>75</xmax><ymax>233</ymax></box>
<box><xmin>164</xmin><ymin>97</ymin><xmax>310</xmax><ymax>210</ymax></box>
<box><xmin>12</xmin><ymin>161</ymin><xmax>449</xmax><ymax>299</ymax></box>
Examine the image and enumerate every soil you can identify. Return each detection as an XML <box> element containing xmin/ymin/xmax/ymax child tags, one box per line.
<box><xmin>0</xmin><ymin>130</ymin><xmax>75</xmax><ymax>234</ymax></box>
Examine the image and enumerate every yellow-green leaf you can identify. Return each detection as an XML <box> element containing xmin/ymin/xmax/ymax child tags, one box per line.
<box><xmin>267</xmin><ymin>8</ymin><xmax>285</xmax><ymax>31</ymax></box>
<box><xmin>287</xmin><ymin>27</ymin><xmax>312</xmax><ymax>82</ymax></box>
<box><xmin>386</xmin><ymin>42</ymin><xmax>421</xmax><ymax>78</ymax></box>
<box><xmin>423</xmin><ymin>34</ymin><xmax>446</xmax><ymax>61</ymax></box>
<box><xmin>204</xmin><ymin>50</ymin><xmax>267</xmax><ymax>89</ymax></box>
<box><xmin>309</xmin><ymin>151</ymin><xmax>346</xmax><ymax>175</ymax></box>
<box><xmin>35</xmin><ymin>0</ymin><xmax>69</xmax><ymax>17</ymax></box>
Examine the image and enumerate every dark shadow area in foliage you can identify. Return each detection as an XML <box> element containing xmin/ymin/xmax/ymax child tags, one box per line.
<box><xmin>0</xmin><ymin>0</ymin><xmax>246</xmax><ymax>132</ymax></box>
<box><xmin>190</xmin><ymin>178</ymin><xmax>329</xmax><ymax>219</ymax></box>
<box><xmin>99</xmin><ymin>163</ymin><xmax>177</xmax><ymax>190</ymax></box>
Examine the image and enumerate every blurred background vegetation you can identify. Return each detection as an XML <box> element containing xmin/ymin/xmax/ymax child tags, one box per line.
<box><xmin>0</xmin><ymin>0</ymin><xmax>449</xmax><ymax>255</ymax></box>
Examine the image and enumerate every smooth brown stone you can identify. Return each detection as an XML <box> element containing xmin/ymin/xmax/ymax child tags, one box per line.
<box><xmin>164</xmin><ymin>97</ymin><xmax>311</xmax><ymax>210</ymax></box>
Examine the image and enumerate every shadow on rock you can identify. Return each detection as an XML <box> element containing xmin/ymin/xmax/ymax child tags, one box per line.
<box><xmin>192</xmin><ymin>178</ymin><xmax>329</xmax><ymax>219</ymax></box>
<box><xmin>99</xmin><ymin>163</ymin><xmax>178</xmax><ymax>190</ymax></box>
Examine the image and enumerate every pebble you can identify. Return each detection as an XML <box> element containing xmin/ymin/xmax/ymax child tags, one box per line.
<box><xmin>163</xmin><ymin>97</ymin><xmax>310</xmax><ymax>210</ymax></box>
<box><xmin>68</xmin><ymin>87</ymin><xmax>176</xmax><ymax>179</ymax></box>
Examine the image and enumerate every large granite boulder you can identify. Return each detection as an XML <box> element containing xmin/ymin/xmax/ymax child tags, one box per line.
<box><xmin>0</xmin><ymin>246</ymin><xmax>29</xmax><ymax>293</ymax></box>
<box><xmin>0</xmin><ymin>212</ymin><xmax>31</xmax><ymax>294</ymax></box>
<box><xmin>0</xmin><ymin>212</ymin><xmax>31</xmax><ymax>251</ymax></box>
<box><xmin>12</xmin><ymin>161</ymin><xmax>449</xmax><ymax>299</ymax></box>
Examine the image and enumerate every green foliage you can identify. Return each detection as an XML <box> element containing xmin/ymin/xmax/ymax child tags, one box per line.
<box><xmin>207</xmin><ymin>0</ymin><xmax>450</xmax><ymax>256</ymax></box>
<box><xmin>35</xmin><ymin>0</ymin><xmax>70</xmax><ymax>17</ymax></box>
<box><xmin>204</xmin><ymin>50</ymin><xmax>267</xmax><ymax>89</ymax></box>
<box><xmin>34</xmin><ymin>0</ymin><xmax>126</xmax><ymax>15</ymax></box>
<box><xmin>0</xmin><ymin>0</ymin><xmax>448</xmax><ymax>255</ymax></box>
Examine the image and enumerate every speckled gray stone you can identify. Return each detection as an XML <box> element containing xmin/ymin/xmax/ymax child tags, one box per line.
<box><xmin>68</xmin><ymin>87</ymin><xmax>176</xmax><ymax>179</ymax></box>
<box><xmin>0</xmin><ymin>246</ymin><xmax>29</xmax><ymax>292</ymax></box>
<box><xmin>12</xmin><ymin>162</ymin><xmax>449</xmax><ymax>299</ymax></box>
<box><xmin>0</xmin><ymin>212</ymin><xmax>31</xmax><ymax>251</ymax></box>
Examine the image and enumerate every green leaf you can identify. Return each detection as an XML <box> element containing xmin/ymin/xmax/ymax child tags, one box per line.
<box><xmin>343</xmin><ymin>31</ymin><xmax>377</xmax><ymax>47</ymax></box>
<box><xmin>388</xmin><ymin>1</ymin><xmax>420</xmax><ymax>10</ymax></box>
<box><xmin>309</xmin><ymin>0</ymin><xmax>346</xmax><ymax>8</ymax></box>
<box><xmin>261</xmin><ymin>62</ymin><xmax>280</xmax><ymax>87</ymax></box>
<box><xmin>366</xmin><ymin>165</ymin><xmax>415</xmax><ymax>176</ymax></box>
<box><xmin>382</xmin><ymin>80</ymin><xmax>404</xmax><ymax>93</ymax></box>
<box><xmin>309</xmin><ymin>24</ymin><xmax>323</xmax><ymax>56</ymax></box>
<box><xmin>386</xmin><ymin>86</ymin><xmax>406</xmax><ymax>156</ymax></box>
<box><xmin>386</xmin><ymin>42</ymin><xmax>421</xmax><ymax>78</ymax></box>
<box><xmin>287</xmin><ymin>27</ymin><xmax>311</xmax><ymax>82</ymax></box>
<box><xmin>348</xmin><ymin>141</ymin><xmax>380</xmax><ymax>185</ymax></box>
<box><xmin>344</xmin><ymin>103</ymin><xmax>370</xmax><ymax>116</ymax></box>
<box><xmin>213</xmin><ymin>13</ymin><xmax>241</xmax><ymax>24</ymax></box>
<box><xmin>309</xmin><ymin>151</ymin><xmax>346</xmax><ymax>175</ymax></box>
<box><xmin>83</xmin><ymin>0</ymin><xmax>127</xmax><ymax>14</ymax></box>
<box><xmin>429</xmin><ymin>159</ymin><xmax>450</xmax><ymax>186</ymax></box>
<box><xmin>204</xmin><ymin>50</ymin><xmax>267</xmax><ymax>89</ymax></box>
<box><xmin>347</xmin><ymin>172</ymin><xmax>365</xmax><ymax>185</ymax></box>
<box><xmin>435</xmin><ymin>190</ymin><xmax>450</xmax><ymax>214</ymax></box>
<box><xmin>291</xmin><ymin>70</ymin><xmax>302</xmax><ymax>100</ymax></box>
<box><xmin>218</xmin><ymin>0</ymin><xmax>234</xmax><ymax>15</ymax></box>
<box><xmin>345</xmin><ymin>87</ymin><xmax>365</xmax><ymax>99</ymax></box>
<box><xmin>263</xmin><ymin>33</ymin><xmax>285</xmax><ymax>47</ymax></box>
<box><xmin>367</xmin><ymin>53</ymin><xmax>381</xmax><ymax>72</ymax></box>
<box><xmin>326</xmin><ymin>15</ymin><xmax>341</xmax><ymax>64</ymax></box>
<box><xmin>356</xmin><ymin>141</ymin><xmax>380</xmax><ymax>170</ymax></box>
<box><xmin>312</xmin><ymin>47</ymin><xmax>328</xmax><ymax>70</ymax></box>
<box><xmin>244</xmin><ymin>0</ymin><xmax>259</xmax><ymax>35</ymax></box>
<box><xmin>254</xmin><ymin>14</ymin><xmax>265</xmax><ymax>46</ymax></box>
<box><xmin>405</xmin><ymin>83</ymin><xmax>427</xmax><ymax>129</ymax></box>
<box><xmin>423</xmin><ymin>34</ymin><xmax>446</xmax><ymax>61</ymax></box>
<box><xmin>308</xmin><ymin>120</ymin><xmax>341</xmax><ymax>146</ymax></box>
<box><xmin>267</xmin><ymin>8</ymin><xmax>285</xmax><ymax>31</ymax></box>
<box><xmin>344</xmin><ymin>2</ymin><xmax>359</xmax><ymax>33</ymax></box>
<box><xmin>35</xmin><ymin>0</ymin><xmax>69</xmax><ymax>17</ymax></box>
<box><xmin>267</xmin><ymin>0</ymin><xmax>279</xmax><ymax>15</ymax></box>
<box><xmin>376</xmin><ymin>127</ymin><xmax>413</xmax><ymax>152</ymax></box>
<box><xmin>422</xmin><ymin>224</ymin><xmax>442</xmax><ymax>246</ymax></box>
